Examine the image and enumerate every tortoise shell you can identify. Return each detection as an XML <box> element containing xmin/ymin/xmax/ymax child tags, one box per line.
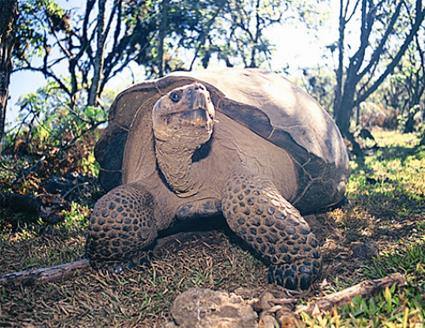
<box><xmin>95</xmin><ymin>69</ymin><xmax>349</xmax><ymax>213</ymax></box>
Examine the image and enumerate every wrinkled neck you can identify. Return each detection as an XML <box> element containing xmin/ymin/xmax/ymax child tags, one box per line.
<box><xmin>154</xmin><ymin>138</ymin><xmax>200</xmax><ymax>197</ymax></box>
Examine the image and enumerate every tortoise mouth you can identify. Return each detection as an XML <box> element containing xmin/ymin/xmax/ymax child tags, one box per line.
<box><xmin>164</xmin><ymin>108</ymin><xmax>213</xmax><ymax>128</ymax></box>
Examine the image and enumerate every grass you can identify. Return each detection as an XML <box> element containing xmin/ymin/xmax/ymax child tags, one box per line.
<box><xmin>0</xmin><ymin>129</ymin><xmax>424</xmax><ymax>327</ymax></box>
<box><xmin>300</xmin><ymin>129</ymin><xmax>425</xmax><ymax>327</ymax></box>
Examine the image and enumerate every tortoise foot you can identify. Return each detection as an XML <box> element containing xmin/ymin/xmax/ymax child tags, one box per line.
<box><xmin>222</xmin><ymin>172</ymin><xmax>322</xmax><ymax>290</ymax></box>
<box><xmin>86</xmin><ymin>183</ymin><xmax>157</xmax><ymax>266</ymax></box>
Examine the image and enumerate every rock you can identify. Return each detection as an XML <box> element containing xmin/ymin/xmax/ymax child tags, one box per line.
<box><xmin>277</xmin><ymin>307</ymin><xmax>301</xmax><ymax>328</ymax></box>
<box><xmin>258</xmin><ymin>313</ymin><xmax>279</xmax><ymax>328</ymax></box>
<box><xmin>169</xmin><ymin>288</ymin><xmax>258</xmax><ymax>328</ymax></box>
<box><xmin>252</xmin><ymin>292</ymin><xmax>276</xmax><ymax>312</ymax></box>
<box><xmin>351</xmin><ymin>241</ymin><xmax>378</xmax><ymax>259</ymax></box>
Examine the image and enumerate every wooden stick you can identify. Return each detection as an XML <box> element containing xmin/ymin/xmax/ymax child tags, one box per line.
<box><xmin>0</xmin><ymin>259</ymin><xmax>90</xmax><ymax>285</ymax></box>
<box><xmin>295</xmin><ymin>273</ymin><xmax>406</xmax><ymax>315</ymax></box>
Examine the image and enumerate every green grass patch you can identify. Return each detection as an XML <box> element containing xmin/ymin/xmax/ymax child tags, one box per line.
<box><xmin>300</xmin><ymin>130</ymin><xmax>425</xmax><ymax>327</ymax></box>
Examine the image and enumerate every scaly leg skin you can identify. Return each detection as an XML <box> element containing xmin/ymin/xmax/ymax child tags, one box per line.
<box><xmin>85</xmin><ymin>182</ymin><xmax>157</xmax><ymax>271</ymax></box>
<box><xmin>176</xmin><ymin>198</ymin><xmax>222</xmax><ymax>220</ymax></box>
<box><xmin>222</xmin><ymin>173</ymin><xmax>321</xmax><ymax>290</ymax></box>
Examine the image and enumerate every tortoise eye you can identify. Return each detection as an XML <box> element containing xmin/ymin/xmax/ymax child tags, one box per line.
<box><xmin>169</xmin><ymin>91</ymin><xmax>182</xmax><ymax>103</ymax></box>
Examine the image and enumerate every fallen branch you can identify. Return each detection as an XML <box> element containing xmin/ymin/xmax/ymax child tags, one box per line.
<box><xmin>0</xmin><ymin>259</ymin><xmax>90</xmax><ymax>285</ymax></box>
<box><xmin>295</xmin><ymin>273</ymin><xmax>406</xmax><ymax>315</ymax></box>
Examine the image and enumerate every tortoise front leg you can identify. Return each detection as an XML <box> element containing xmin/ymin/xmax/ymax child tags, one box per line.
<box><xmin>222</xmin><ymin>173</ymin><xmax>321</xmax><ymax>290</ymax></box>
<box><xmin>85</xmin><ymin>183</ymin><xmax>157</xmax><ymax>269</ymax></box>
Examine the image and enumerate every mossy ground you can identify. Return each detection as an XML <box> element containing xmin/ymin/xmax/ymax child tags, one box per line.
<box><xmin>0</xmin><ymin>129</ymin><xmax>424</xmax><ymax>327</ymax></box>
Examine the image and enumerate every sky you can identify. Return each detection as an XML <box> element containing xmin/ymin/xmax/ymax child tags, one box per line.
<box><xmin>7</xmin><ymin>0</ymin><xmax>340</xmax><ymax>126</ymax></box>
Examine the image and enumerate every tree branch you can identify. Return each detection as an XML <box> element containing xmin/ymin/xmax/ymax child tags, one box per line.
<box><xmin>189</xmin><ymin>1</ymin><xmax>226</xmax><ymax>70</ymax></box>
<box><xmin>356</xmin><ymin>0</ymin><xmax>425</xmax><ymax>106</ymax></box>
<box><xmin>350</xmin><ymin>0</ymin><xmax>377</xmax><ymax>76</ymax></box>
<box><xmin>357</xmin><ymin>1</ymin><xmax>404</xmax><ymax>79</ymax></box>
<box><xmin>346</xmin><ymin>0</ymin><xmax>361</xmax><ymax>23</ymax></box>
<box><xmin>87</xmin><ymin>0</ymin><xmax>107</xmax><ymax>106</ymax></box>
<box><xmin>0</xmin><ymin>259</ymin><xmax>90</xmax><ymax>285</ymax></box>
<box><xmin>14</xmin><ymin>65</ymin><xmax>71</xmax><ymax>97</ymax></box>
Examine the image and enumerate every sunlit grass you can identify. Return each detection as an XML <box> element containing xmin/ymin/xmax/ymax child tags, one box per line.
<box><xmin>300</xmin><ymin>130</ymin><xmax>425</xmax><ymax>327</ymax></box>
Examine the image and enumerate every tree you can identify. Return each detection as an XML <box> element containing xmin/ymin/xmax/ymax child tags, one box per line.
<box><xmin>87</xmin><ymin>0</ymin><xmax>107</xmax><ymax>106</ymax></box>
<box><xmin>6</xmin><ymin>0</ymin><xmax>288</xmax><ymax>153</ymax></box>
<box><xmin>134</xmin><ymin>0</ymin><xmax>286</xmax><ymax>72</ymax></box>
<box><xmin>12</xmin><ymin>0</ymin><xmax>288</xmax><ymax>101</ymax></box>
<box><xmin>301</xmin><ymin>65</ymin><xmax>336</xmax><ymax>112</ymax></box>
<box><xmin>378</xmin><ymin>30</ymin><xmax>425</xmax><ymax>132</ymax></box>
<box><xmin>333</xmin><ymin>0</ymin><xmax>425</xmax><ymax>140</ymax></box>
<box><xmin>0</xmin><ymin>0</ymin><xmax>18</xmax><ymax>152</ymax></box>
<box><xmin>217</xmin><ymin>0</ymin><xmax>286</xmax><ymax>68</ymax></box>
<box><xmin>13</xmin><ymin>0</ymin><xmax>131</xmax><ymax>109</ymax></box>
<box><xmin>399</xmin><ymin>32</ymin><xmax>424</xmax><ymax>132</ymax></box>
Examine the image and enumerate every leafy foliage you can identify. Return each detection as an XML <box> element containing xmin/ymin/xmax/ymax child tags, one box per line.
<box><xmin>301</xmin><ymin>64</ymin><xmax>336</xmax><ymax>112</ymax></box>
<box><xmin>3</xmin><ymin>81</ymin><xmax>106</xmax><ymax>180</ymax></box>
<box><xmin>0</xmin><ymin>80</ymin><xmax>105</xmax><ymax>229</ymax></box>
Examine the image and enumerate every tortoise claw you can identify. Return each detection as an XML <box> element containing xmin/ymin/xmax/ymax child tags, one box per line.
<box><xmin>268</xmin><ymin>265</ymin><xmax>317</xmax><ymax>291</ymax></box>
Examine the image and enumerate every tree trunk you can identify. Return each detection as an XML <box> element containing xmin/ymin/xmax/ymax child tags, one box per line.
<box><xmin>87</xmin><ymin>0</ymin><xmax>107</xmax><ymax>106</ymax></box>
<box><xmin>404</xmin><ymin>103</ymin><xmax>420</xmax><ymax>133</ymax></box>
<box><xmin>248</xmin><ymin>0</ymin><xmax>261</xmax><ymax>68</ymax></box>
<box><xmin>404</xmin><ymin>112</ymin><xmax>416</xmax><ymax>133</ymax></box>
<box><xmin>335</xmin><ymin>80</ymin><xmax>356</xmax><ymax>137</ymax></box>
<box><xmin>334</xmin><ymin>77</ymin><xmax>364</xmax><ymax>158</ymax></box>
<box><xmin>157</xmin><ymin>0</ymin><xmax>169</xmax><ymax>76</ymax></box>
<box><xmin>0</xmin><ymin>0</ymin><xmax>18</xmax><ymax>154</ymax></box>
<box><xmin>333</xmin><ymin>0</ymin><xmax>345</xmax><ymax>120</ymax></box>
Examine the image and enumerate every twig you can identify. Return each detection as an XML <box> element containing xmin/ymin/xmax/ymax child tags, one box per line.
<box><xmin>0</xmin><ymin>259</ymin><xmax>90</xmax><ymax>285</ymax></box>
<box><xmin>295</xmin><ymin>273</ymin><xmax>406</xmax><ymax>315</ymax></box>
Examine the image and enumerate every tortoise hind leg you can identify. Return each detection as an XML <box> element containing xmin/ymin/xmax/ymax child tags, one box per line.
<box><xmin>222</xmin><ymin>173</ymin><xmax>321</xmax><ymax>290</ymax></box>
<box><xmin>85</xmin><ymin>182</ymin><xmax>157</xmax><ymax>270</ymax></box>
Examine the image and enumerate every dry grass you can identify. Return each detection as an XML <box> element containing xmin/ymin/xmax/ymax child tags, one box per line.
<box><xmin>0</xmin><ymin>229</ymin><xmax>267</xmax><ymax>327</ymax></box>
<box><xmin>0</xmin><ymin>129</ymin><xmax>424</xmax><ymax>327</ymax></box>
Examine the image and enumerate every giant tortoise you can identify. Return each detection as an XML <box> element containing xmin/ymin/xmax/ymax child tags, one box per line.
<box><xmin>87</xmin><ymin>68</ymin><xmax>349</xmax><ymax>290</ymax></box>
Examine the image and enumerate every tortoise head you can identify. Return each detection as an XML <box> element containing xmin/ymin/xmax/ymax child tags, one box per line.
<box><xmin>152</xmin><ymin>82</ymin><xmax>215</xmax><ymax>145</ymax></box>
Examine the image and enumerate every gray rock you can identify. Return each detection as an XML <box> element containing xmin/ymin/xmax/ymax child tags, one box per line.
<box><xmin>169</xmin><ymin>288</ymin><xmax>258</xmax><ymax>328</ymax></box>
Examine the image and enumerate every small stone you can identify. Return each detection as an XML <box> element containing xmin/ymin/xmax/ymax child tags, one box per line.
<box><xmin>277</xmin><ymin>307</ymin><xmax>300</xmax><ymax>328</ymax></box>
<box><xmin>258</xmin><ymin>313</ymin><xmax>278</xmax><ymax>328</ymax></box>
